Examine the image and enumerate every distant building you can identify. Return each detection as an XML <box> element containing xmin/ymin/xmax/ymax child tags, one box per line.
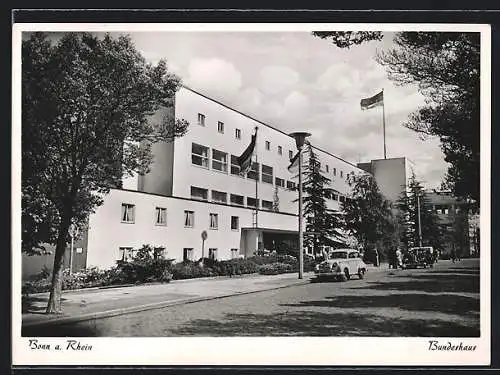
<box><xmin>426</xmin><ymin>190</ymin><xmax>472</xmax><ymax>257</ymax></box>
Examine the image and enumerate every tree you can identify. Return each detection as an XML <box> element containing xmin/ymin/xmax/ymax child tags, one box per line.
<box><xmin>395</xmin><ymin>173</ymin><xmax>444</xmax><ymax>251</ymax></box>
<box><xmin>341</xmin><ymin>173</ymin><xmax>398</xmax><ymax>262</ymax></box>
<box><xmin>22</xmin><ymin>32</ymin><xmax>189</xmax><ymax>313</ymax></box>
<box><xmin>300</xmin><ymin>143</ymin><xmax>344</xmax><ymax>257</ymax></box>
<box><xmin>313</xmin><ymin>31</ymin><xmax>480</xmax><ymax>207</ymax></box>
<box><xmin>272</xmin><ymin>185</ymin><xmax>280</xmax><ymax>212</ymax></box>
<box><xmin>312</xmin><ymin>31</ymin><xmax>383</xmax><ymax>48</ymax></box>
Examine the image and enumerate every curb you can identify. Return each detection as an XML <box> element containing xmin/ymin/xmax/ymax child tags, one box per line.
<box><xmin>23</xmin><ymin>278</ymin><xmax>311</xmax><ymax>329</ymax></box>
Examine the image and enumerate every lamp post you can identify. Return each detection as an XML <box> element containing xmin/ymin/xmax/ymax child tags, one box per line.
<box><xmin>289</xmin><ymin>131</ymin><xmax>311</xmax><ymax>279</ymax></box>
<box><xmin>416</xmin><ymin>192</ymin><xmax>423</xmax><ymax>247</ymax></box>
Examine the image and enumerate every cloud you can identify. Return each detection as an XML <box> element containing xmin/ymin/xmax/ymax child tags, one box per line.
<box><xmin>258</xmin><ymin>65</ymin><xmax>300</xmax><ymax>95</ymax></box>
<box><xmin>186</xmin><ymin>57</ymin><xmax>242</xmax><ymax>97</ymax></box>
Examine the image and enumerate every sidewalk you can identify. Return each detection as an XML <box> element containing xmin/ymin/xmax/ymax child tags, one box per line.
<box><xmin>22</xmin><ymin>263</ymin><xmax>390</xmax><ymax>328</ymax></box>
<box><xmin>22</xmin><ymin>271</ymin><xmax>316</xmax><ymax>328</ymax></box>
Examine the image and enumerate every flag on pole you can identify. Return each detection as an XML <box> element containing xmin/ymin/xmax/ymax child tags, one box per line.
<box><xmin>287</xmin><ymin>142</ymin><xmax>310</xmax><ymax>173</ymax></box>
<box><xmin>287</xmin><ymin>149</ymin><xmax>301</xmax><ymax>173</ymax></box>
<box><xmin>360</xmin><ymin>90</ymin><xmax>383</xmax><ymax>110</ymax></box>
<box><xmin>237</xmin><ymin>129</ymin><xmax>257</xmax><ymax>175</ymax></box>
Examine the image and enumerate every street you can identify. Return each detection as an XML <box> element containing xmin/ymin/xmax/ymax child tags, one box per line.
<box><xmin>23</xmin><ymin>259</ymin><xmax>479</xmax><ymax>337</ymax></box>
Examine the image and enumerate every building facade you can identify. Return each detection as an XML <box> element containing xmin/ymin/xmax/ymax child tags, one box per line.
<box><xmin>426</xmin><ymin>190</ymin><xmax>472</xmax><ymax>258</ymax></box>
<box><xmin>23</xmin><ymin>86</ymin><xmax>414</xmax><ymax>276</ymax></box>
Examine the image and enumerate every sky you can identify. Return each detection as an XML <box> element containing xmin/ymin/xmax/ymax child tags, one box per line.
<box><xmin>118</xmin><ymin>31</ymin><xmax>447</xmax><ymax>189</ymax></box>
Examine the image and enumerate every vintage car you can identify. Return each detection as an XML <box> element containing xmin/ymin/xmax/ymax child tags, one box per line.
<box><xmin>402</xmin><ymin>246</ymin><xmax>435</xmax><ymax>269</ymax></box>
<box><xmin>314</xmin><ymin>248</ymin><xmax>367</xmax><ymax>281</ymax></box>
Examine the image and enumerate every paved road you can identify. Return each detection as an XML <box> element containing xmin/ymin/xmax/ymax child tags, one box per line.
<box><xmin>23</xmin><ymin>259</ymin><xmax>479</xmax><ymax>337</ymax></box>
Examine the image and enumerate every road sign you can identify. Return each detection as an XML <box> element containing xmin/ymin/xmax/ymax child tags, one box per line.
<box><xmin>201</xmin><ymin>230</ymin><xmax>208</xmax><ymax>240</ymax></box>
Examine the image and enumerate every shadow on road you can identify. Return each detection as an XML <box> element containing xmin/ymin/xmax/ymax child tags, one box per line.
<box><xmin>170</xmin><ymin>311</ymin><xmax>479</xmax><ymax>337</ymax></box>
<box><xmin>281</xmin><ymin>293</ymin><xmax>479</xmax><ymax>315</ymax></box>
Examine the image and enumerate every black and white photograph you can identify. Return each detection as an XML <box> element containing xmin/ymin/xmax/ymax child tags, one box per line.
<box><xmin>12</xmin><ymin>21</ymin><xmax>491</xmax><ymax>366</ymax></box>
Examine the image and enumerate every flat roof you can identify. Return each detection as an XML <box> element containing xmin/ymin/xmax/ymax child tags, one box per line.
<box><xmin>181</xmin><ymin>85</ymin><xmax>364</xmax><ymax>171</ymax></box>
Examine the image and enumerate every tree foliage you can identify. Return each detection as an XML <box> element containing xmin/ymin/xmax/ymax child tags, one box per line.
<box><xmin>22</xmin><ymin>32</ymin><xmax>189</xmax><ymax>312</ymax></box>
<box><xmin>395</xmin><ymin>173</ymin><xmax>444</xmax><ymax>251</ymax></box>
<box><xmin>312</xmin><ymin>31</ymin><xmax>480</xmax><ymax>207</ymax></box>
<box><xmin>341</xmin><ymin>173</ymin><xmax>398</xmax><ymax>261</ymax></box>
<box><xmin>376</xmin><ymin>32</ymin><xmax>480</xmax><ymax>206</ymax></box>
<box><xmin>311</xmin><ymin>31</ymin><xmax>383</xmax><ymax>48</ymax></box>
<box><xmin>301</xmin><ymin>143</ymin><xmax>345</xmax><ymax>255</ymax></box>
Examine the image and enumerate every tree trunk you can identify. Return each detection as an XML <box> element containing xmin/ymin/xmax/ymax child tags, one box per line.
<box><xmin>45</xmin><ymin>215</ymin><xmax>71</xmax><ymax>314</ymax></box>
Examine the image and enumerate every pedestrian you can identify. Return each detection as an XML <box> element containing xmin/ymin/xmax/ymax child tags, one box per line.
<box><xmin>396</xmin><ymin>247</ymin><xmax>402</xmax><ymax>269</ymax></box>
<box><xmin>374</xmin><ymin>248</ymin><xmax>379</xmax><ymax>267</ymax></box>
<box><xmin>451</xmin><ymin>246</ymin><xmax>456</xmax><ymax>263</ymax></box>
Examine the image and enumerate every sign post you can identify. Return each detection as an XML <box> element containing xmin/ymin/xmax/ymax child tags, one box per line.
<box><xmin>68</xmin><ymin>224</ymin><xmax>79</xmax><ymax>275</ymax></box>
<box><xmin>201</xmin><ymin>230</ymin><xmax>208</xmax><ymax>267</ymax></box>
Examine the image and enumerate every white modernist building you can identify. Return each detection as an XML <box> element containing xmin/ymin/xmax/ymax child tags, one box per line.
<box><xmin>23</xmin><ymin>85</ymin><xmax>413</xmax><ymax>277</ymax></box>
<box><xmin>83</xmin><ymin>86</ymin><xmax>374</xmax><ymax>269</ymax></box>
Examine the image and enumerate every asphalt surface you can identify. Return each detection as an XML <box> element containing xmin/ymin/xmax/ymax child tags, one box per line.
<box><xmin>23</xmin><ymin>259</ymin><xmax>479</xmax><ymax>337</ymax></box>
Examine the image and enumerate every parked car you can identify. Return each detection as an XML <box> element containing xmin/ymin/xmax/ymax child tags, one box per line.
<box><xmin>314</xmin><ymin>248</ymin><xmax>367</xmax><ymax>281</ymax></box>
<box><xmin>402</xmin><ymin>246</ymin><xmax>435</xmax><ymax>269</ymax></box>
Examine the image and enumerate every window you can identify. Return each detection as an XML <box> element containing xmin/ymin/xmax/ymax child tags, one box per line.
<box><xmin>278</xmin><ymin>146</ymin><xmax>282</xmax><ymax>155</ymax></box>
<box><xmin>262</xmin><ymin>200</ymin><xmax>273</xmax><ymax>210</ymax></box>
<box><xmin>339</xmin><ymin>195</ymin><xmax>346</xmax><ymax>203</ymax></box>
<box><xmin>121</xmin><ymin>203</ymin><xmax>135</xmax><ymax>223</ymax></box>
<box><xmin>192</xmin><ymin>143</ymin><xmax>209</xmax><ymax>168</ymax></box>
<box><xmin>208</xmin><ymin>248</ymin><xmax>218</xmax><ymax>260</ymax></box>
<box><xmin>231</xmin><ymin>216</ymin><xmax>239</xmax><ymax>230</ymax></box>
<box><xmin>247</xmin><ymin>197</ymin><xmax>259</xmax><ymax>208</ymax></box>
<box><xmin>286</xmin><ymin>180</ymin><xmax>296</xmax><ymax>190</ymax></box>
<box><xmin>230</xmin><ymin>194</ymin><xmax>244</xmax><ymax>206</ymax></box>
<box><xmin>118</xmin><ymin>247</ymin><xmax>135</xmax><ymax>262</ymax></box>
<box><xmin>247</xmin><ymin>162</ymin><xmax>260</xmax><ymax>181</ymax></box>
<box><xmin>333</xmin><ymin>168</ymin><xmax>337</xmax><ymax>176</ymax></box>
<box><xmin>443</xmin><ymin>207</ymin><xmax>449</xmax><ymax>215</ymax></box>
<box><xmin>212</xmin><ymin>149</ymin><xmax>228</xmax><ymax>173</ymax></box>
<box><xmin>340</xmin><ymin>170</ymin><xmax>344</xmax><ymax>178</ymax></box>
<box><xmin>275</xmin><ymin>177</ymin><xmax>285</xmax><ymax>188</ymax></box>
<box><xmin>265</xmin><ymin>141</ymin><xmax>270</xmax><ymax>150</ymax></box>
<box><xmin>217</xmin><ymin>121</ymin><xmax>224</xmax><ymax>134</ymax></box>
<box><xmin>184</xmin><ymin>210</ymin><xmax>194</xmax><ymax>227</ymax></box>
<box><xmin>326</xmin><ymin>164</ymin><xmax>329</xmax><ymax>173</ymax></box>
<box><xmin>231</xmin><ymin>248</ymin><xmax>239</xmax><ymax>259</ymax></box>
<box><xmin>332</xmin><ymin>193</ymin><xmax>338</xmax><ymax>201</ymax></box>
<box><xmin>153</xmin><ymin>247</ymin><xmax>166</xmax><ymax>259</ymax></box>
<box><xmin>324</xmin><ymin>190</ymin><xmax>332</xmax><ymax>199</ymax></box>
<box><xmin>289</xmin><ymin>150</ymin><xmax>294</xmax><ymax>160</ymax></box>
<box><xmin>197</xmin><ymin>113</ymin><xmax>205</xmax><ymax>126</ymax></box>
<box><xmin>230</xmin><ymin>155</ymin><xmax>242</xmax><ymax>175</ymax></box>
<box><xmin>155</xmin><ymin>207</ymin><xmax>167</xmax><ymax>226</ymax></box>
<box><xmin>209</xmin><ymin>213</ymin><xmax>218</xmax><ymax>229</ymax></box>
<box><xmin>348</xmin><ymin>252</ymin><xmax>359</xmax><ymax>259</ymax></box>
<box><xmin>212</xmin><ymin>190</ymin><xmax>227</xmax><ymax>204</ymax></box>
<box><xmin>191</xmin><ymin>186</ymin><xmax>208</xmax><ymax>201</ymax></box>
<box><xmin>262</xmin><ymin>164</ymin><xmax>273</xmax><ymax>184</ymax></box>
<box><xmin>235</xmin><ymin>128</ymin><xmax>241</xmax><ymax>139</ymax></box>
<box><xmin>183</xmin><ymin>248</ymin><xmax>194</xmax><ymax>262</ymax></box>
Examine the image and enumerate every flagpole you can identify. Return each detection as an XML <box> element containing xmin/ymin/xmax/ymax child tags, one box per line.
<box><xmin>382</xmin><ymin>88</ymin><xmax>387</xmax><ymax>159</ymax></box>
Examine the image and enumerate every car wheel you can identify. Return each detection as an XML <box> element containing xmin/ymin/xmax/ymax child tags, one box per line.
<box><xmin>358</xmin><ymin>268</ymin><xmax>365</xmax><ymax>279</ymax></box>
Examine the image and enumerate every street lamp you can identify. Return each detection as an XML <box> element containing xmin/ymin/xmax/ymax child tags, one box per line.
<box><xmin>416</xmin><ymin>191</ymin><xmax>423</xmax><ymax>247</ymax></box>
<box><xmin>289</xmin><ymin>131</ymin><xmax>311</xmax><ymax>279</ymax></box>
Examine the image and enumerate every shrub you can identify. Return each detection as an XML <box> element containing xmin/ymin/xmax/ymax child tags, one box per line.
<box><xmin>257</xmin><ymin>262</ymin><xmax>294</xmax><ymax>275</ymax></box>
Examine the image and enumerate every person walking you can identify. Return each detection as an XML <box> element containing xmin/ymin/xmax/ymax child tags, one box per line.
<box><xmin>396</xmin><ymin>247</ymin><xmax>403</xmax><ymax>269</ymax></box>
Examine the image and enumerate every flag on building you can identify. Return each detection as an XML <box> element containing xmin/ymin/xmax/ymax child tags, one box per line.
<box><xmin>237</xmin><ymin>130</ymin><xmax>257</xmax><ymax>175</ymax></box>
<box><xmin>360</xmin><ymin>90</ymin><xmax>383</xmax><ymax>110</ymax></box>
<box><xmin>287</xmin><ymin>142</ymin><xmax>309</xmax><ymax>173</ymax></box>
<box><xmin>287</xmin><ymin>149</ymin><xmax>301</xmax><ymax>173</ymax></box>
